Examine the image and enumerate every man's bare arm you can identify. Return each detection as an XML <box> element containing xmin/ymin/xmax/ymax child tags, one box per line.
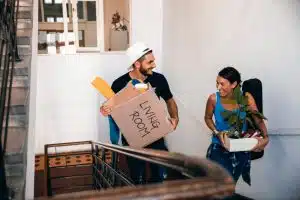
<box><xmin>166</xmin><ymin>98</ymin><xmax>179</xmax><ymax>129</ymax></box>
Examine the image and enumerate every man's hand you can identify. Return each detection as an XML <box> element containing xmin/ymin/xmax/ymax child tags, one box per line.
<box><xmin>100</xmin><ymin>105</ymin><xmax>112</xmax><ymax>117</ymax></box>
<box><xmin>251</xmin><ymin>137</ymin><xmax>269</xmax><ymax>152</ymax></box>
<box><xmin>169</xmin><ymin>118</ymin><xmax>179</xmax><ymax>130</ymax></box>
<box><xmin>166</xmin><ymin>98</ymin><xmax>179</xmax><ymax>130</ymax></box>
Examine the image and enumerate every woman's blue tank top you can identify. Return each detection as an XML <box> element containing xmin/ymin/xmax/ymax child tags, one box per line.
<box><xmin>212</xmin><ymin>92</ymin><xmax>247</xmax><ymax>144</ymax></box>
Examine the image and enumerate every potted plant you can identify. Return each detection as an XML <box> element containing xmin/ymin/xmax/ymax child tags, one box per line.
<box><xmin>111</xmin><ymin>11</ymin><xmax>128</xmax><ymax>31</ymax></box>
<box><xmin>221</xmin><ymin>86</ymin><xmax>267</xmax><ymax>139</ymax></box>
<box><xmin>109</xmin><ymin>11</ymin><xmax>129</xmax><ymax>51</ymax></box>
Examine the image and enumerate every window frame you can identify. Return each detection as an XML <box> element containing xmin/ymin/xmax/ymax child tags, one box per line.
<box><xmin>39</xmin><ymin>0</ymin><xmax>131</xmax><ymax>54</ymax></box>
<box><xmin>72</xmin><ymin>0</ymin><xmax>104</xmax><ymax>52</ymax></box>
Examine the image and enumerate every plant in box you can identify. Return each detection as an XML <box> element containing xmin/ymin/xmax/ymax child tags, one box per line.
<box><xmin>221</xmin><ymin>85</ymin><xmax>267</xmax><ymax>139</ymax></box>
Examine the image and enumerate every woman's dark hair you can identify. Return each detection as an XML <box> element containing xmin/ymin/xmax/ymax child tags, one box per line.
<box><xmin>218</xmin><ymin>67</ymin><xmax>241</xmax><ymax>85</ymax></box>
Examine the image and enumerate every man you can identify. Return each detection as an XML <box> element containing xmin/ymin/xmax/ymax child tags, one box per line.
<box><xmin>100</xmin><ymin>42</ymin><xmax>179</xmax><ymax>184</ymax></box>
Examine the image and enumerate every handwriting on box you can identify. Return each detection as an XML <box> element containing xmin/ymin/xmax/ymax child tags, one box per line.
<box><xmin>130</xmin><ymin>100</ymin><xmax>161</xmax><ymax>138</ymax></box>
<box><xmin>110</xmin><ymin>86</ymin><xmax>173</xmax><ymax>148</ymax></box>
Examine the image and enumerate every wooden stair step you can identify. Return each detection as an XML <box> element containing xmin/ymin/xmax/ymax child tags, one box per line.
<box><xmin>17</xmin><ymin>28</ymin><xmax>32</xmax><ymax>37</ymax></box>
<box><xmin>17</xmin><ymin>0</ymin><xmax>33</xmax><ymax>8</ymax></box>
<box><xmin>0</xmin><ymin>76</ymin><xmax>29</xmax><ymax>88</ymax></box>
<box><xmin>17</xmin><ymin>45</ymin><xmax>31</xmax><ymax>56</ymax></box>
<box><xmin>17</xmin><ymin>36</ymin><xmax>31</xmax><ymax>45</ymax></box>
<box><xmin>18</xmin><ymin>10</ymin><xmax>32</xmax><ymax>19</ymax></box>
<box><xmin>2</xmin><ymin>127</ymin><xmax>27</xmax><ymax>154</ymax></box>
<box><xmin>17</xmin><ymin>19</ymin><xmax>32</xmax><ymax>29</ymax></box>
<box><xmin>14</xmin><ymin>55</ymin><xmax>31</xmax><ymax>68</ymax></box>
<box><xmin>4</xmin><ymin>114</ymin><xmax>27</xmax><ymax>128</ymax></box>
<box><xmin>1</xmin><ymin>87</ymin><xmax>29</xmax><ymax>106</ymax></box>
<box><xmin>5</xmin><ymin>163</ymin><xmax>24</xmax><ymax>177</ymax></box>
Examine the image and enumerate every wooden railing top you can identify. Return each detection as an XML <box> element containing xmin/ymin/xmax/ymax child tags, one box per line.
<box><xmin>37</xmin><ymin>177</ymin><xmax>234</xmax><ymax>200</ymax></box>
<box><xmin>40</xmin><ymin>141</ymin><xmax>235</xmax><ymax>199</ymax></box>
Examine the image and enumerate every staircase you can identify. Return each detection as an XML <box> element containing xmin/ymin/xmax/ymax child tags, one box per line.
<box><xmin>3</xmin><ymin>0</ymin><xmax>32</xmax><ymax>199</ymax></box>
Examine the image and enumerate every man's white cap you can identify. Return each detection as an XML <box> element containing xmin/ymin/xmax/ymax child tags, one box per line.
<box><xmin>126</xmin><ymin>42</ymin><xmax>152</xmax><ymax>69</ymax></box>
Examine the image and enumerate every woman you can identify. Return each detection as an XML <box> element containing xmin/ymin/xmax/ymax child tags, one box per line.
<box><xmin>204</xmin><ymin>67</ymin><xmax>269</xmax><ymax>185</ymax></box>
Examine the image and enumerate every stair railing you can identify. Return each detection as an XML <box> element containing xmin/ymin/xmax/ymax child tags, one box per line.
<box><xmin>43</xmin><ymin>141</ymin><xmax>235</xmax><ymax>199</ymax></box>
<box><xmin>0</xmin><ymin>0</ymin><xmax>19</xmax><ymax>199</ymax></box>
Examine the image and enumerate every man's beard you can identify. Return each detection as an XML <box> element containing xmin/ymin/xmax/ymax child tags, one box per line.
<box><xmin>139</xmin><ymin>67</ymin><xmax>153</xmax><ymax>76</ymax></box>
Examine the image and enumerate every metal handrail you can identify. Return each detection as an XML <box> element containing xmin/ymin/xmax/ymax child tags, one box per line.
<box><xmin>43</xmin><ymin>141</ymin><xmax>235</xmax><ymax>199</ymax></box>
<box><xmin>0</xmin><ymin>0</ymin><xmax>19</xmax><ymax>199</ymax></box>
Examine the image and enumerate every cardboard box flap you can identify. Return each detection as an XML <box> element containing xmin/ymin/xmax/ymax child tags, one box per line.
<box><xmin>105</xmin><ymin>82</ymin><xmax>153</xmax><ymax>108</ymax></box>
<box><xmin>104</xmin><ymin>83</ymin><xmax>140</xmax><ymax>107</ymax></box>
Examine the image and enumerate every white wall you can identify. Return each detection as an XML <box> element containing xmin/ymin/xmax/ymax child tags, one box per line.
<box><xmin>162</xmin><ymin>0</ymin><xmax>300</xmax><ymax>136</ymax></box>
<box><xmin>35</xmin><ymin>54</ymin><xmax>127</xmax><ymax>153</ymax></box>
<box><xmin>34</xmin><ymin>0</ymin><xmax>163</xmax><ymax>154</ymax></box>
<box><xmin>236</xmin><ymin>135</ymin><xmax>300</xmax><ymax>200</ymax></box>
<box><xmin>131</xmin><ymin>0</ymin><xmax>163</xmax><ymax>72</ymax></box>
<box><xmin>26</xmin><ymin>0</ymin><xmax>39</xmax><ymax>198</ymax></box>
<box><xmin>162</xmin><ymin>0</ymin><xmax>300</xmax><ymax>199</ymax></box>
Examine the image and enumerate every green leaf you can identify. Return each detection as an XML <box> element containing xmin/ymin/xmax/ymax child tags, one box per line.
<box><xmin>246</xmin><ymin>117</ymin><xmax>255</xmax><ymax>128</ymax></box>
<box><xmin>221</xmin><ymin>99</ymin><xmax>237</xmax><ymax>105</ymax></box>
<box><xmin>221</xmin><ymin>110</ymin><xmax>233</xmax><ymax>120</ymax></box>
<box><xmin>240</xmin><ymin>106</ymin><xmax>246</xmax><ymax>112</ymax></box>
<box><xmin>228</xmin><ymin>115</ymin><xmax>238</xmax><ymax>126</ymax></box>
<box><xmin>251</xmin><ymin>110</ymin><xmax>267</xmax><ymax>120</ymax></box>
<box><xmin>241</xmin><ymin>96</ymin><xmax>248</xmax><ymax>106</ymax></box>
<box><xmin>233</xmin><ymin>86</ymin><xmax>242</xmax><ymax>103</ymax></box>
<box><xmin>227</xmin><ymin>129</ymin><xmax>241</xmax><ymax>138</ymax></box>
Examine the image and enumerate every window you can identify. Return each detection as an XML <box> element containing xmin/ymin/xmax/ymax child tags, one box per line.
<box><xmin>46</xmin><ymin>17</ymin><xmax>55</xmax><ymax>22</ymax></box>
<box><xmin>56</xmin><ymin>17</ymin><xmax>64</xmax><ymax>22</ymax></box>
<box><xmin>44</xmin><ymin>0</ymin><xmax>52</xmax><ymax>4</ymax></box>
<box><xmin>38</xmin><ymin>0</ymin><xmax>130</xmax><ymax>55</ymax></box>
<box><xmin>73</xmin><ymin>0</ymin><xmax>100</xmax><ymax>50</ymax></box>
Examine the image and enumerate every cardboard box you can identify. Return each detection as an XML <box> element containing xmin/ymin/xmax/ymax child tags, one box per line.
<box><xmin>224</xmin><ymin>137</ymin><xmax>258</xmax><ymax>152</ymax></box>
<box><xmin>104</xmin><ymin>83</ymin><xmax>174</xmax><ymax>148</ymax></box>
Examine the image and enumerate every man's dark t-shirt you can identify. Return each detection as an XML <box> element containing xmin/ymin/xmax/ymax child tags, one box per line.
<box><xmin>111</xmin><ymin>72</ymin><xmax>173</xmax><ymax>151</ymax></box>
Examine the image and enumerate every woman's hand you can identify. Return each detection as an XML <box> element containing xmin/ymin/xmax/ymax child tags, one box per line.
<box><xmin>216</xmin><ymin>132</ymin><xmax>229</xmax><ymax>150</ymax></box>
<box><xmin>251</xmin><ymin>137</ymin><xmax>269</xmax><ymax>152</ymax></box>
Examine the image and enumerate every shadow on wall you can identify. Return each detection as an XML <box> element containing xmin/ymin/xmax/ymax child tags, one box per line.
<box><xmin>166</xmin><ymin>96</ymin><xmax>211</xmax><ymax>158</ymax></box>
